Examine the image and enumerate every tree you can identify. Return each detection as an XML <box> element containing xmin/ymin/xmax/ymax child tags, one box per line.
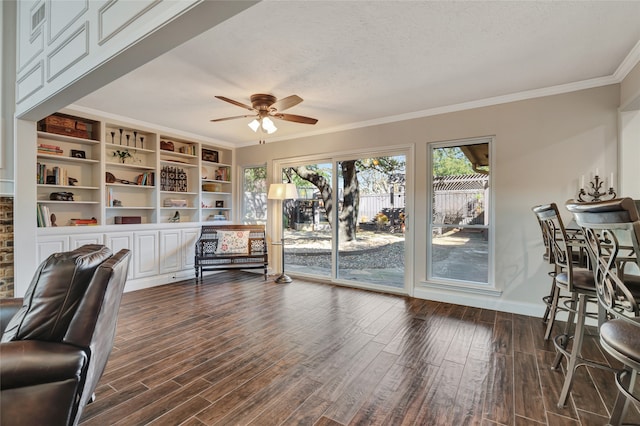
<box><xmin>432</xmin><ymin>147</ymin><xmax>475</xmax><ymax>176</ymax></box>
<box><xmin>287</xmin><ymin>156</ymin><xmax>404</xmax><ymax>241</ymax></box>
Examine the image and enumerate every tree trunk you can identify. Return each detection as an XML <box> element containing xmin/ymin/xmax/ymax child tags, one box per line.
<box><xmin>339</xmin><ymin>161</ymin><xmax>359</xmax><ymax>241</ymax></box>
<box><xmin>291</xmin><ymin>161</ymin><xmax>359</xmax><ymax>242</ymax></box>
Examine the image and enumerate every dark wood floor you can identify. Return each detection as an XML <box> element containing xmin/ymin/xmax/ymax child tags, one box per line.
<box><xmin>80</xmin><ymin>271</ymin><xmax>638</xmax><ymax>426</ymax></box>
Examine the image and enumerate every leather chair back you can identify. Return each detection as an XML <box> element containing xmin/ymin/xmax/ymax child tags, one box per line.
<box><xmin>2</xmin><ymin>245</ymin><xmax>112</xmax><ymax>342</ymax></box>
<box><xmin>66</xmin><ymin>249</ymin><xmax>131</xmax><ymax>424</ymax></box>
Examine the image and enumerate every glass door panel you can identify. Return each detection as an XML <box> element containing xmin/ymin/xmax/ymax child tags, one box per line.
<box><xmin>282</xmin><ymin>162</ymin><xmax>333</xmax><ymax>279</ymax></box>
<box><xmin>336</xmin><ymin>155</ymin><xmax>406</xmax><ymax>289</ymax></box>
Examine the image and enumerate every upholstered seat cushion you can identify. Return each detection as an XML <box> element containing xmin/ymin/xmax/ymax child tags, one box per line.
<box><xmin>555</xmin><ymin>268</ymin><xmax>596</xmax><ymax>293</ymax></box>
<box><xmin>1</xmin><ymin>245</ymin><xmax>112</xmax><ymax>343</ymax></box>
<box><xmin>600</xmin><ymin>317</ymin><xmax>640</xmax><ymax>365</ymax></box>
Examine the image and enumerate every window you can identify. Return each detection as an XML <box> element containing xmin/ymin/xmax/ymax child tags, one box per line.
<box><xmin>428</xmin><ymin>138</ymin><xmax>492</xmax><ymax>286</ymax></box>
<box><xmin>242</xmin><ymin>165</ymin><xmax>267</xmax><ymax>224</ymax></box>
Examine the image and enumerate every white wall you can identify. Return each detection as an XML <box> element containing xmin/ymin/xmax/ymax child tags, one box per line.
<box><xmin>1</xmin><ymin>1</ymin><xmax>16</xmax><ymax>195</ymax></box>
<box><xmin>14</xmin><ymin>0</ymin><xmax>257</xmax><ymax>121</ymax></box>
<box><xmin>236</xmin><ymin>85</ymin><xmax>620</xmax><ymax>316</ymax></box>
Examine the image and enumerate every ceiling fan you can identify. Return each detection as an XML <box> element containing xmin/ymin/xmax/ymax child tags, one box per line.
<box><xmin>210</xmin><ymin>93</ymin><xmax>318</xmax><ymax>134</ymax></box>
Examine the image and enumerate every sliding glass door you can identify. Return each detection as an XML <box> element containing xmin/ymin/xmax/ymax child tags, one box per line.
<box><xmin>277</xmin><ymin>149</ymin><xmax>409</xmax><ymax>293</ymax></box>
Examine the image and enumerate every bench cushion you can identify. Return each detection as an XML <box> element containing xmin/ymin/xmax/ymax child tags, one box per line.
<box><xmin>215</xmin><ymin>230</ymin><xmax>250</xmax><ymax>254</ymax></box>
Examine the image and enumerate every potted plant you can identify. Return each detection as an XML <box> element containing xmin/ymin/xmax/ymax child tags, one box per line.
<box><xmin>113</xmin><ymin>149</ymin><xmax>132</xmax><ymax>163</ymax></box>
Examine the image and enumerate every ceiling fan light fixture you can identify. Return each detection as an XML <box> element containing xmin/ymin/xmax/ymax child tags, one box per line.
<box><xmin>262</xmin><ymin>117</ymin><xmax>277</xmax><ymax>134</ymax></box>
<box><xmin>248</xmin><ymin>118</ymin><xmax>260</xmax><ymax>132</ymax></box>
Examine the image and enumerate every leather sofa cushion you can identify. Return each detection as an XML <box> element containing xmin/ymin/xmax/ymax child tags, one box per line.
<box><xmin>1</xmin><ymin>245</ymin><xmax>112</xmax><ymax>343</ymax></box>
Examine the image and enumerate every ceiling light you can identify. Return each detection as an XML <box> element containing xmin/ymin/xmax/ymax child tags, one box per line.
<box><xmin>248</xmin><ymin>119</ymin><xmax>260</xmax><ymax>132</ymax></box>
<box><xmin>261</xmin><ymin>117</ymin><xmax>277</xmax><ymax>134</ymax></box>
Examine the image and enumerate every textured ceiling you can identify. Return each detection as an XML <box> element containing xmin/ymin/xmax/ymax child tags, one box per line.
<box><xmin>73</xmin><ymin>1</ymin><xmax>640</xmax><ymax>147</ymax></box>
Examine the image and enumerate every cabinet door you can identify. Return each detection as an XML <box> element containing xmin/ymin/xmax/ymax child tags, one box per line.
<box><xmin>133</xmin><ymin>231</ymin><xmax>159</xmax><ymax>278</ymax></box>
<box><xmin>181</xmin><ymin>228</ymin><xmax>199</xmax><ymax>270</ymax></box>
<box><xmin>70</xmin><ymin>234</ymin><xmax>104</xmax><ymax>248</ymax></box>
<box><xmin>105</xmin><ymin>232</ymin><xmax>134</xmax><ymax>278</ymax></box>
<box><xmin>37</xmin><ymin>236</ymin><xmax>69</xmax><ymax>264</ymax></box>
<box><xmin>159</xmin><ymin>230</ymin><xmax>181</xmax><ymax>274</ymax></box>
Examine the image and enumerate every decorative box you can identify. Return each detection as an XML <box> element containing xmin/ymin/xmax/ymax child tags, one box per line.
<box><xmin>114</xmin><ymin>216</ymin><xmax>142</xmax><ymax>224</ymax></box>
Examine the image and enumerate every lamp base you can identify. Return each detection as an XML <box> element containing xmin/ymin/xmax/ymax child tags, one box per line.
<box><xmin>274</xmin><ymin>273</ymin><xmax>293</xmax><ymax>284</ymax></box>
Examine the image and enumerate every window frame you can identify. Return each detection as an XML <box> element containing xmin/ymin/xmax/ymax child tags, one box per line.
<box><xmin>424</xmin><ymin>136</ymin><xmax>498</xmax><ymax>294</ymax></box>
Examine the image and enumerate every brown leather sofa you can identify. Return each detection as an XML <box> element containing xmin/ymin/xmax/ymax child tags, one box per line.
<box><xmin>0</xmin><ymin>245</ymin><xmax>131</xmax><ymax>426</ymax></box>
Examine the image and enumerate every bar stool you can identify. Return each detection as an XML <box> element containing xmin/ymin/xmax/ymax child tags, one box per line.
<box><xmin>532</xmin><ymin>203</ymin><xmax>599</xmax><ymax>408</ymax></box>
<box><xmin>567</xmin><ymin>197</ymin><xmax>640</xmax><ymax>425</ymax></box>
<box><xmin>532</xmin><ymin>205</ymin><xmax>586</xmax><ymax>340</ymax></box>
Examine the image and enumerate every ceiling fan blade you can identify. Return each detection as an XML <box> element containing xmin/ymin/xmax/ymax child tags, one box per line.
<box><xmin>210</xmin><ymin>114</ymin><xmax>255</xmax><ymax>122</ymax></box>
<box><xmin>273</xmin><ymin>113</ymin><xmax>318</xmax><ymax>125</ymax></box>
<box><xmin>215</xmin><ymin>95</ymin><xmax>255</xmax><ymax>111</ymax></box>
<box><xmin>271</xmin><ymin>95</ymin><xmax>303</xmax><ymax>112</ymax></box>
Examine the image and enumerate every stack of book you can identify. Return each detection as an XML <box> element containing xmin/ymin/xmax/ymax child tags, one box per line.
<box><xmin>36</xmin><ymin>204</ymin><xmax>52</xmax><ymax>227</ymax></box>
<box><xmin>37</xmin><ymin>143</ymin><xmax>63</xmax><ymax>155</ymax></box>
<box><xmin>69</xmin><ymin>218</ymin><xmax>98</xmax><ymax>226</ymax></box>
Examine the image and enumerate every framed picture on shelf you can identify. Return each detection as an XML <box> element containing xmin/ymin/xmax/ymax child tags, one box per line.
<box><xmin>70</xmin><ymin>150</ymin><xmax>86</xmax><ymax>159</ymax></box>
<box><xmin>215</xmin><ymin>200</ymin><xmax>224</xmax><ymax>208</ymax></box>
<box><xmin>202</xmin><ymin>149</ymin><xmax>218</xmax><ymax>163</ymax></box>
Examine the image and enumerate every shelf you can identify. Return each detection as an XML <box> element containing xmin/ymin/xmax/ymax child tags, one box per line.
<box><xmin>202</xmin><ymin>179</ymin><xmax>231</xmax><ymax>184</ymax></box>
<box><xmin>38</xmin><ymin>200</ymin><xmax>99</xmax><ymax>205</ymax></box>
<box><xmin>106</xmin><ymin>183</ymin><xmax>155</xmax><ymax>189</ymax></box>
<box><xmin>202</xmin><ymin>160</ymin><xmax>231</xmax><ymax>167</ymax></box>
<box><xmin>38</xmin><ymin>184</ymin><xmax>99</xmax><ymax>190</ymax></box>
<box><xmin>161</xmin><ymin>159</ymin><xmax>198</xmax><ymax>168</ymax></box>
<box><xmin>161</xmin><ymin>207</ymin><xmax>197</xmax><ymax>210</ymax></box>
<box><xmin>105</xmin><ymin>143</ymin><xmax>154</xmax><ymax>154</ymax></box>
<box><xmin>160</xmin><ymin>150</ymin><xmax>197</xmax><ymax>160</ymax></box>
<box><xmin>106</xmin><ymin>206</ymin><xmax>155</xmax><ymax>210</ymax></box>
<box><xmin>37</xmin><ymin>154</ymin><xmax>99</xmax><ymax>164</ymax></box>
<box><xmin>106</xmin><ymin>162</ymin><xmax>156</xmax><ymax>171</ymax></box>
<box><xmin>161</xmin><ymin>190</ymin><xmax>197</xmax><ymax>195</ymax></box>
<box><xmin>37</xmin><ymin>110</ymin><xmax>235</xmax><ymax>228</ymax></box>
<box><xmin>37</xmin><ymin>131</ymin><xmax>99</xmax><ymax>146</ymax></box>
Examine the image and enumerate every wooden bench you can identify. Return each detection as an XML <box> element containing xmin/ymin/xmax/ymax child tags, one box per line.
<box><xmin>194</xmin><ymin>224</ymin><xmax>268</xmax><ymax>281</ymax></box>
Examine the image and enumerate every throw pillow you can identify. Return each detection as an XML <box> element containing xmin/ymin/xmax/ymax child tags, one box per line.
<box><xmin>215</xmin><ymin>230</ymin><xmax>250</xmax><ymax>254</ymax></box>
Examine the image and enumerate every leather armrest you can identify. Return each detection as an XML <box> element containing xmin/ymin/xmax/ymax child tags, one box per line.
<box><xmin>0</xmin><ymin>299</ymin><xmax>22</xmax><ymax>334</ymax></box>
<box><xmin>0</xmin><ymin>340</ymin><xmax>87</xmax><ymax>390</ymax></box>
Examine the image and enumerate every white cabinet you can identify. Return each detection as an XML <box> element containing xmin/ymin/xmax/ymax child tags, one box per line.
<box><xmin>160</xmin><ymin>228</ymin><xmax>199</xmax><ymax>275</ymax></box>
<box><xmin>159</xmin><ymin>229</ymin><xmax>181</xmax><ymax>274</ymax></box>
<box><xmin>70</xmin><ymin>234</ymin><xmax>104</xmax><ymax>248</ymax></box>
<box><xmin>37</xmin><ymin>236</ymin><xmax>69</xmax><ymax>264</ymax></box>
<box><xmin>105</xmin><ymin>232</ymin><xmax>134</xmax><ymax>278</ymax></box>
<box><xmin>133</xmin><ymin>231</ymin><xmax>159</xmax><ymax>278</ymax></box>
<box><xmin>182</xmin><ymin>228</ymin><xmax>199</xmax><ymax>271</ymax></box>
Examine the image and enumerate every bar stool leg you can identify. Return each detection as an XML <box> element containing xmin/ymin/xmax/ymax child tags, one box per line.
<box><xmin>557</xmin><ymin>294</ymin><xmax>587</xmax><ymax>408</ymax></box>
<box><xmin>552</xmin><ymin>293</ymin><xmax>578</xmax><ymax>370</ymax></box>
<box><xmin>544</xmin><ymin>285</ymin><xmax>560</xmax><ymax>340</ymax></box>
<box><xmin>609</xmin><ymin>368</ymin><xmax>636</xmax><ymax>426</ymax></box>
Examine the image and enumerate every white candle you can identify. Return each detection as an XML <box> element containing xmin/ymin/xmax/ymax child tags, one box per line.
<box><xmin>581</xmin><ymin>175</ymin><xmax>585</xmax><ymax>189</ymax></box>
<box><xmin>610</xmin><ymin>172</ymin><xmax>614</xmax><ymax>188</ymax></box>
<box><xmin>595</xmin><ymin>168</ymin><xmax>599</xmax><ymax>177</ymax></box>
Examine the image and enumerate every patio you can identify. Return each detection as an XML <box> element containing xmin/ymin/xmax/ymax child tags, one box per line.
<box><xmin>284</xmin><ymin>227</ymin><xmax>488</xmax><ymax>287</ymax></box>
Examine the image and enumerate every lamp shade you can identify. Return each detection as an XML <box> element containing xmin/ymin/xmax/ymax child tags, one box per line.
<box><xmin>268</xmin><ymin>183</ymin><xmax>298</xmax><ymax>200</ymax></box>
<box><xmin>248</xmin><ymin>119</ymin><xmax>260</xmax><ymax>132</ymax></box>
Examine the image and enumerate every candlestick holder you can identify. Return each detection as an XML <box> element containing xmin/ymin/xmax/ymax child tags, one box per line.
<box><xmin>577</xmin><ymin>174</ymin><xmax>616</xmax><ymax>202</ymax></box>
